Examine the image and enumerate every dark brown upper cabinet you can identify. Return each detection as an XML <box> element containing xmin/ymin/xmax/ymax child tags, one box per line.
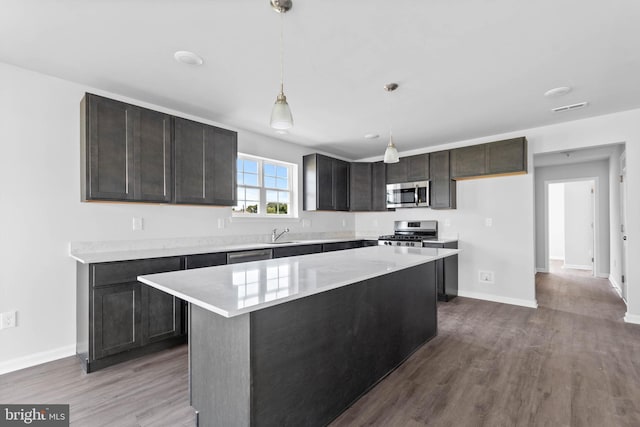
<box><xmin>349</xmin><ymin>163</ymin><xmax>372</xmax><ymax>211</ymax></box>
<box><xmin>486</xmin><ymin>137</ymin><xmax>527</xmax><ymax>175</ymax></box>
<box><xmin>173</xmin><ymin>117</ymin><xmax>237</xmax><ymax>206</ymax></box>
<box><xmin>371</xmin><ymin>161</ymin><xmax>387</xmax><ymax>211</ymax></box>
<box><xmin>349</xmin><ymin>162</ymin><xmax>387</xmax><ymax>212</ymax></box>
<box><xmin>429</xmin><ymin>150</ymin><xmax>456</xmax><ymax>209</ymax></box>
<box><xmin>451</xmin><ymin>137</ymin><xmax>527</xmax><ymax>179</ymax></box>
<box><xmin>386</xmin><ymin>154</ymin><xmax>430</xmax><ymax>184</ymax></box>
<box><xmin>81</xmin><ymin>93</ymin><xmax>237</xmax><ymax>207</ymax></box>
<box><xmin>81</xmin><ymin>93</ymin><xmax>172</xmax><ymax>202</ymax></box>
<box><xmin>303</xmin><ymin>153</ymin><xmax>350</xmax><ymax>211</ymax></box>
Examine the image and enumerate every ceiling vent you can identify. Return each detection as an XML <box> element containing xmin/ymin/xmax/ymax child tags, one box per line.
<box><xmin>551</xmin><ymin>102</ymin><xmax>589</xmax><ymax>113</ymax></box>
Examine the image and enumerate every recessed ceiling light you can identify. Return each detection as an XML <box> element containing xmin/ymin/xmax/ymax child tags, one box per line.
<box><xmin>364</xmin><ymin>133</ymin><xmax>379</xmax><ymax>139</ymax></box>
<box><xmin>174</xmin><ymin>51</ymin><xmax>204</xmax><ymax>66</ymax></box>
<box><xmin>275</xmin><ymin>129</ymin><xmax>289</xmax><ymax>135</ymax></box>
<box><xmin>544</xmin><ymin>86</ymin><xmax>572</xmax><ymax>98</ymax></box>
<box><xmin>551</xmin><ymin>101</ymin><xmax>589</xmax><ymax>113</ymax></box>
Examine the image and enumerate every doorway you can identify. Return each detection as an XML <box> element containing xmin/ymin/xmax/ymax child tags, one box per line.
<box><xmin>620</xmin><ymin>151</ymin><xmax>628</xmax><ymax>301</ymax></box>
<box><xmin>546</xmin><ymin>179</ymin><xmax>597</xmax><ymax>276</ymax></box>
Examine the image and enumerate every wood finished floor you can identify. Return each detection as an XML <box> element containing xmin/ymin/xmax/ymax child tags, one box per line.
<box><xmin>2</xmin><ymin>268</ymin><xmax>639</xmax><ymax>426</ymax></box>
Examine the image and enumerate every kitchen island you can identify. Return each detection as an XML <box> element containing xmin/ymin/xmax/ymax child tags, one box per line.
<box><xmin>138</xmin><ymin>245</ymin><xmax>459</xmax><ymax>427</ymax></box>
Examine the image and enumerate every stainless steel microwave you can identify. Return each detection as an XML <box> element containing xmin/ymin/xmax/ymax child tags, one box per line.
<box><xmin>386</xmin><ymin>181</ymin><xmax>430</xmax><ymax>208</ymax></box>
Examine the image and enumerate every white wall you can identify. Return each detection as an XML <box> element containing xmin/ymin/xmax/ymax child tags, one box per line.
<box><xmin>563</xmin><ymin>181</ymin><xmax>595</xmax><ymax>270</ymax></box>
<box><xmin>548</xmin><ymin>183</ymin><xmax>565</xmax><ymax>260</ymax></box>
<box><xmin>0</xmin><ymin>62</ymin><xmax>355</xmax><ymax>370</ymax></box>
<box><xmin>534</xmin><ymin>161</ymin><xmax>610</xmax><ymax>276</ymax></box>
<box><xmin>356</xmin><ymin>173</ymin><xmax>537</xmax><ymax>308</ymax></box>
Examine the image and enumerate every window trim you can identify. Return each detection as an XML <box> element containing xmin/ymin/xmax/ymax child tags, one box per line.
<box><xmin>233</xmin><ymin>153</ymin><xmax>298</xmax><ymax>219</ymax></box>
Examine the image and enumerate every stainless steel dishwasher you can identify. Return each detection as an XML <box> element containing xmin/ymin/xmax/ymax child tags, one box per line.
<box><xmin>226</xmin><ymin>248</ymin><xmax>273</xmax><ymax>264</ymax></box>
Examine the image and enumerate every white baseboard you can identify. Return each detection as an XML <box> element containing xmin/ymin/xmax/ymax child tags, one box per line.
<box><xmin>536</xmin><ymin>267</ymin><xmax>548</xmax><ymax>273</ymax></box>
<box><xmin>624</xmin><ymin>313</ymin><xmax>640</xmax><ymax>325</ymax></box>
<box><xmin>562</xmin><ymin>263</ymin><xmax>592</xmax><ymax>271</ymax></box>
<box><xmin>596</xmin><ymin>273</ymin><xmax>609</xmax><ymax>279</ymax></box>
<box><xmin>457</xmin><ymin>290</ymin><xmax>538</xmax><ymax>309</ymax></box>
<box><xmin>609</xmin><ymin>274</ymin><xmax>622</xmax><ymax>293</ymax></box>
<box><xmin>549</xmin><ymin>256</ymin><xmax>564</xmax><ymax>261</ymax></box>
<box><xmin>0</xmin><ymin>344</ymin><xmax>75</xmax><ymax>376</ymax></box>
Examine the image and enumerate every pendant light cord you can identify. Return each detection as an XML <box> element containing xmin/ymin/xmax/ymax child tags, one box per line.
<box><xmin>279</xmin><ymin>12</ymin><xmax>285</xmax><ymax>94</ymax></box>
<box><xmin>389</xmin><ymin>89</ymin><xmax>393</xmax><ymax>141</ymax></box>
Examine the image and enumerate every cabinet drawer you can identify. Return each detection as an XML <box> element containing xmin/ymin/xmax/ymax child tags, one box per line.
<box><xmin>322</xmin><ymin>241</ymin><xmax>364</xmax><ymax>252</ymax></box>
<box><xmin>91</xmin><ymin>257</ymin><xmax>182</xmax><ymax>287</ymax></box>
<box><xmin>185</xmin><ymin>252</ymin><xmax>227</xmax><ymax>269</ymax></box>
<box><xmin>273</xmin><ymin>244</ymin><xmax>323</xmax><ymax>259</ymax></box>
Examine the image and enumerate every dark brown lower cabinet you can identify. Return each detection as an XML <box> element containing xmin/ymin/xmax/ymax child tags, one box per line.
<box><xmin>92</xmin><ymin>283</ymin><xmax>142</xmax><ymax>359</ymax></box>
<box><xmin>77</xmin><ymin>257</ymin><xmax>186</xmax><ymax>373</ymax></box>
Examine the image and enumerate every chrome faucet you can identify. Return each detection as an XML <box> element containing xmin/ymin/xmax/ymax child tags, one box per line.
<box><xmin>272</xmin><ymin>228</ymin><xmax>290</xmax><ymax>243</ymax></box>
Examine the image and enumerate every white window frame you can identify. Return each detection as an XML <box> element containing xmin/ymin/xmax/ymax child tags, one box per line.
<box><xmin>232</xmin><ymin>153</ymin><xmax>298</xmax><ymax>219</ymax></box>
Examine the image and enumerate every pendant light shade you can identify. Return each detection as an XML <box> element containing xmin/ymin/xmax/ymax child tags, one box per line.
<box><xmin>270</xmin><ymin>0</ymin><xmax>294</xmax><ymax>130</ymax></box>
<box><xmin>271</xmin><ymin>88</ymin><xmax>293</xmax><ymax>129</ymax></box>
<box><xmin>384</xmin><ymin>136</ymin><xmax>400</xmax><ymax>163</ymax></box>
<box><xmin>383</xmin><ymin>83</ymin><xmax>400</xmax><ymax>163</ymax></box>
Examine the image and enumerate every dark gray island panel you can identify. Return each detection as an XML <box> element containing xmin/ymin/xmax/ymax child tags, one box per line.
<box><xmin>188</xmin><ymin>262</ymin><xmax>437</xmax><ymax>427</ymax></box>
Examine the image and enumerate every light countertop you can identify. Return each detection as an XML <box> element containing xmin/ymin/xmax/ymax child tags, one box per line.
<box><xmin>138</xmin><ymin>245</ymin><xmax>460</xmax><ymax>318</ymax></box>
<box><xmin>69</xmin><ymin>237</ymin><xmax>378</xmax><ymax>264</ymax></box>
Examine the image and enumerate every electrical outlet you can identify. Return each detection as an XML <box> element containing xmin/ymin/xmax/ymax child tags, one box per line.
<box><xmin>444</xmin><ymin>219</ymin><xmax>451</xmax><ymax>227</ymax></box>
<box><xmin>485</xmin><ymin>218</ymin><xmax>493</xmax><ymax>227</ymax></box>
<box><xmin>479</xmin><ymin>271</ymin><xmax>494</xmax><ymax>284</ymax></box>
<box><xmin>0</xmin><ymin>311</ymin><xmax>17</xmax><ymax>329</ymax></box>
<box><xmin>302</xmin><ymin>219</ymin><xmax>311</xmax><ymax>228</ymax></box>
<box><xmin>217</xmin><ymin>218</ymin><xmax>226</xmax><ymax>229</ymax></box>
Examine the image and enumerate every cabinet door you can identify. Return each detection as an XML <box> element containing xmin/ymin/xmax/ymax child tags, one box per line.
<box><xmin>451</xmin><ymin>144</ymin><xmax>487</xmax><ymax>179</ymax></box>
<box><xmin>371</xmin><ymin>162</ymin><xmax>387</xmax><ymax>211</ymax></box>
<box><xmin>486</xmin><ymin>137</ymin><xmax>527</xmax><ymax>175</ymax></box>
<box><xmin>135</xmin><ymin>108</ymin><xmax>172</xmax><ymax>202</ymax></box>
<box><xmin>407</xmin><ymin>154</ymin><xmax>430</xmax><ymax>181</ymax></box>
<box><xmin>430</xmin><ymin>150</ymin><xmax>456</xmax><ymax>209</ymax></box>
<box><xmin>93</xmin><ymin>283</ymin><xmax>142</xmax><ymax>359</ymax></box>
<box><xmin>174</xmin><ymin>117</ymin><xmax>206</xmax><ymax>204</ymax></box>
<box><xmin>386</xmin><ymin>159</ymin><xmax>408</xmax><ymax>184</ymax></box>
<box><xmin>85</xmin><ymin>94</ymin><xmax>134</xmax><ymax>200</ymax></box>
<box><xmin>206</xmin><ymin>126</ymin><xmax>237</xmax><ymax>205</ymax></box>
<box><xmin>333</xmin><ymin>159</ymin><xmax>350</xmax><ymax>211</ymax></box>
<box><xmin>349</xmin><ymin>163</ymin><xmax>372</xmax><ymax>211</ymax></box>
<box><xmin>142</xmin><ymin>285</ymin><xmax>182</xmax><ymax>344</ymax></box>
<box><xmin>316</xmin><ymin>155</ymin><xmax>334</xmax><ymax>210</ymax></box>
<box><xmin>174</xmin><ymin>117</ymin><xmax>238</xmax><ymax>205</ymax></box>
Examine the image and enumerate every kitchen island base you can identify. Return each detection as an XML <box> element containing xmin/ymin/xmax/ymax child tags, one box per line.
<box><xmin>190</xmin><ymin>262</ymin><xmax>437</xmax><ymax>427</ymax></box>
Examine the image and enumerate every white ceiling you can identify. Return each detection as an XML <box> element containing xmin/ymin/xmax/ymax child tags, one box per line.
<box><xmin>2</xmin><ymin>0</ymin><xmax>640</xmax><ymax>160</ymax></box>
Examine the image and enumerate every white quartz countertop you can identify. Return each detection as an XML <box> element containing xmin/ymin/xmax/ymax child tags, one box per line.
<box><xmin>69</xmin><ymin>237</ymin><xmax>378</xmax><ymax>264</ymax></box>
<box><xmin>138</xmin><ymin>246</ymin><xmax>460</xmax><ymax>318</ymax></box>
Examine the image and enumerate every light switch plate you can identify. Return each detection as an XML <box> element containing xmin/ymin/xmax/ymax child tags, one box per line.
<box><xmin>133</xmin><ymin>217</ymin><xmax>144</xmax><ymax>231</ymax></box>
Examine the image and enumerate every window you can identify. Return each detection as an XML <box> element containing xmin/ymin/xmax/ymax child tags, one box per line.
<box><xmin>233</xmin><ymin>154</ymin><xmax>296</xmax><ymax>217</ymax></box>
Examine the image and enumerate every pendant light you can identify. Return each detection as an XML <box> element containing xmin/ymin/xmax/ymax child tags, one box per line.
<box><xmin>383</xmin><ymin>83</ymin><xmax>400</xmax><ymax>163</ymax></box>
<box><xmin>270</xmin><ymin>0</ymin><xmax>294</xmax><ymax>130</ymax></box>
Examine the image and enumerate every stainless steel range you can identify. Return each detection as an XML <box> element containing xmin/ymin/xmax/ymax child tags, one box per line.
<box><xmin>378</xmin><ymin>220</ymin><xmax>438</xmax><ymax>247</ymax></box>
